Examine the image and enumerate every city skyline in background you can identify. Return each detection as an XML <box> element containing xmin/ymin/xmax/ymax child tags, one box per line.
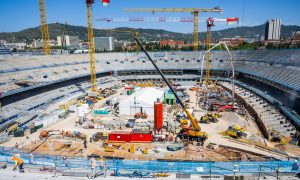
<box><xmin>0</xmin><ymin>0</ymin><xmax>300</xmax><ymax>33</ymax></box>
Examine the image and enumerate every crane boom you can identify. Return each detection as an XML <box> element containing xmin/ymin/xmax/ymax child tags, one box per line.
<box><xmin>38</xmin><ymin>0</ymin><xmax>51</xmax><ymax>55</ymax></box>
<box><xmin>97</xmin><ymin>16</ymin><xmax>209</xmax><ymax>23</ymax></box>
<box><xmin>126</xmin><ymin>7</ymin><xmax>223</xmax><ymax>51</ymax></box>
<box><xmin>134</xmin><ymin>38</ymin><xmax>201</xmax><ymax>132</ymax></box>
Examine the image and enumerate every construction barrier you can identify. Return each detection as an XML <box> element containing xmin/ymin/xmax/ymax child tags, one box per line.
<box><xmin>0</xmin><ymin>147</ymin><xmax>299</xmax><ymax>175</ymax></box>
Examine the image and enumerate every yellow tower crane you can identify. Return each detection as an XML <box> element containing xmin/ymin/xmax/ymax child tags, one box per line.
<box><xmin>204</xmin><ymin>18</ymin><xmax>239</xmax><ymax>84</ymax></box>
<box><xmin>86</xmin><ymin>0</ymin><xmax>97</xmax><ymax>93</ymax></box>
<box><xmin>125</xmin><ymin>7</ymin><xmax>223</xmax><ymax>51</ymax></box>
<box><xmin>38</xmin><ymin>0</ymin><xmax>51</xmax><ymax>55</ymax></box>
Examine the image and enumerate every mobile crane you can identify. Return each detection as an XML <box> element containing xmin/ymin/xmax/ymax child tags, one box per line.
<box><xmin>135</xmin><ymin>38</ymin><xmax>208</xmax><ymax>144</ymax></box>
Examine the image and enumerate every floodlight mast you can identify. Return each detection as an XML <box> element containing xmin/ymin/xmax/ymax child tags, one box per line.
<box><xmin>200</xmin><ymin>41</ymin><xmax>235</xmax><ymax>99</ymax></box>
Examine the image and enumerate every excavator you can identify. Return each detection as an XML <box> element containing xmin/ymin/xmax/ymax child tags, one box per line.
<box><xmin>135</xmin><ymin>38</ymin><xmax>208</xmax><ymax>144</ymax></box>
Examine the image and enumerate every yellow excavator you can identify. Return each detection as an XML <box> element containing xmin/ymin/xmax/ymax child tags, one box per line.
<box><xmin>135</xmin><ymin>38</ymin><xmax>208</xmax><ymax>144</ymax></box>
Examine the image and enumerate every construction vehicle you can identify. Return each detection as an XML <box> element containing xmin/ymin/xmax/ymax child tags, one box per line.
<box><xmin>225</xmin><ymin>125</ymin><xmax>247</xmax><ymax>138</ymax></box>
<box><xmin>134</xmin><ymin>112</ymin><xmax>148</xmax><ymax>119</ymax></box>
<box><xmin>7</xmin><ymin>121</ymin><xmax>20</xmax><ymax>134</ymax></box>
<box><xmin>200</xmin><ymin>112</ymin><xmax>219</xmax><ymax>124</ymax></box>
<box><xmin>135</xmin><ymin>38</ymin><xmax>207</xmax><ymax>143</ymax></box>
<box><xmin>142</xmin><ymin>148</ymin><xmax>148</xmax><ymax>154</ymax></box>
<box><xmin>39</xmin><ymin>130</ymin><xmax>63</xmax><ymax>139</ymax></box>
<box><xmin>104</xmin><ymin>146</ymin><xmax>115</xmax><ymax>152</ymax></box>
<box><xmin>129</xmin><ymin>144</ymin><xmax>135</xmax><ymax>153</ymax></box>
<box><xmin>126</xmin><ymin>7</ymin><xmax>223</xmax><ymax>51</ymax></box>
<box><xmin>92</xmin><ymin>132</ymin><xmax>109</xmax><ymax>141</ymax></box>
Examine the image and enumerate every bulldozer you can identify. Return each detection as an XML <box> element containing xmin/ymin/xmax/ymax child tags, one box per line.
<box><xmin>225</xmin><ymin>125</ymin><xmax>247</xmax><ymax>138</ymax></box>
<box><xmin>200</xmin><ymin>113</ymin><xmax>219</xmax><ymax>124</ymax></box>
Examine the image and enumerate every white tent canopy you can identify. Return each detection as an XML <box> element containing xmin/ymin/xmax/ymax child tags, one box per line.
<box><xmin>119</xmin><ymin>87</ymin><xmax>165</xmax><ymax>115</ymax></box>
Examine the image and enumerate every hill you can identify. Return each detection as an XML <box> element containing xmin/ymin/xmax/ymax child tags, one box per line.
<box><xmin>0</xmin><ymin>23</ymin><xmax>299</xmax><ymax>43</ymax></box>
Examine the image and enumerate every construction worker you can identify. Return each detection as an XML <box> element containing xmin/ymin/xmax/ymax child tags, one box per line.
<box><xmin>11</xmin><ymin>154</ymin><xmax>24</xmax><ymax>172</ymax></box>
<box><xmin>292</xmin><ymin>160</ymin><xmax>299</xmax><ymax>171</ymax></box>
<box><xmin>89</xmin><ymin>157</ymin><xmax>97</xmax><ymax>179</ymax></box>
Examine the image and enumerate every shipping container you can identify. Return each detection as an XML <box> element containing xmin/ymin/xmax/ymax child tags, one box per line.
<box><xmin>130</xmin><ymin>133</ymin><xmax>152</xmax><ymax>142</ymax></box>
<box><xmin>109</xmin><ymin>131</ymin><xmax>131</xmax><ymax>142</ymax></box>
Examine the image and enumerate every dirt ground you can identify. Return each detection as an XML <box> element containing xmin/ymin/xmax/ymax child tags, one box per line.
<box><xmin>1</xmin><ymin>86</ymin><xmax>297</xmax><ymax>161</ymax></box>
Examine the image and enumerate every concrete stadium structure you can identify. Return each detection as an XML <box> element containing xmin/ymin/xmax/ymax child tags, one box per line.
<box><xmin>0</xmin><ymin>49</ymin><xmax>300</xmax><ymax>139</ymax></box>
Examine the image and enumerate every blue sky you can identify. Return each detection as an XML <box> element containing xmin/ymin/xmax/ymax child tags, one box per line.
<box><xmin>0</xmin><ymin>0</ymin><xmax>299</xmax><ymax>33</ymax></box>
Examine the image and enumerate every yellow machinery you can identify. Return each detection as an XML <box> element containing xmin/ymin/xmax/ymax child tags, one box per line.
<box><xmin>86</xmin><ymin>0</ymin><xmax>98</xmax><ymax>93</ymax></box>
<box><xmin>226</xmin><ymin>125</ymin><xmax>246</xmax><ymax>138</ymax></box>
<box><xmin>142</xmin><ymin>148</ymin><xmax>148</xmax><ymax>154</ymax></box>
<box><xmin>129</xmin><ymin>144</ymin><xmax>135</xmax><ymax>153</ymax></box>
<box><xmin>38</xmin><ymin>0</ymin><xmax>51</xmax><ymax>55</ymax></box>
<box><xmin>135</xmin><ymin>38</ymin><xmax>207</xmax><ymax>143</ymax></box>
<box><xmin>106</xmin><ymin>29</ymin><xmax>140</xmax><ymax>51</ymax></box>
<box><xmin>104</xmin><ymin>146</ymin><xmax>115</xmax><ymax>152</ymax></box>
<box><xmin>59</xmin><ymin>98</ymin><xmax>77</xmax><ymax>112</ymax></box>
<box><xmin>125</xmin><ymin>8</ymin><xmax>223</xmax><ymax>51</ymax></box>
<box><xmin>200</xmin><ymin>112</ymin><xmax>220</xmax><ymax>124</ymax></box>
<box><xmin>7</xmin><ymin>121</ymin><xmax>20</xmax><ymax>133</ymax></box>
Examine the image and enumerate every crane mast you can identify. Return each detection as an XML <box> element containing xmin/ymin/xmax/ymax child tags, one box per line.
<box><xmin>205</xmin><ymin>19</ymin><xmax>213</xmax><ymax>84</ymax></box>
<box><xmin>204</xmin><ymin>17</ymin><xmax>239</xmax><ymax>84</ymax></box>
<box><xmin>125</xmin><ymin>7</ymin><xmax>223</xmax><ymax>51</ymax></box>
<box><xmin>38</xmin><ymin>0</ymin><xmax>51</xmax><ymax>55</ymax></box>
<box><xmin>86</xmin><ymin>0</ymin><xmax>97</xmax><ymax>93</ymax></box>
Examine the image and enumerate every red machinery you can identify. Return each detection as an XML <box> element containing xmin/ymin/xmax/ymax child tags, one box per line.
<box><xmin>109</xmin><ymin>131</ymin><xmax>152</xmax><ymax>143</ymax></box>
<box><xmin>154</xmin><ymin>102</ymin><xmax>163</xmax><ymax>134</ymax></box>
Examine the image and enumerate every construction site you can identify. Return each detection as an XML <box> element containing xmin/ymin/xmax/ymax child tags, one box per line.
<box><xmin>0</xmin><ymin>0</ymin><xmax>300</xmax><ymax>179</ymax></box>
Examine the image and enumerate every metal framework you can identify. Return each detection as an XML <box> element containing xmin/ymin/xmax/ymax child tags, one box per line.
<box><xmin>205</xmin><ymin>23</ymin><xmax>212</xmax><ymax>84</ymax></box>
<box><xmin>86</xmin><ymin>2</ymin><xmax>98</xmax><ymax>92</ymax></box>
<box><xmin>125</xmin><ymin>8</ymin><xmax>223</xmax><ymax>51</ymax></box>
<box><xmin>38</xmin><ymin>0</ymin><xmax>51</xmax><ymax>55</ymax></box>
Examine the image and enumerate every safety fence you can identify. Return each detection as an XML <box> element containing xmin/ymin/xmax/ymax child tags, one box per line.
<box><xmin>0</xmin><ymin>147</ymin><xmax>299</xmax><ymax>175</ymax></box>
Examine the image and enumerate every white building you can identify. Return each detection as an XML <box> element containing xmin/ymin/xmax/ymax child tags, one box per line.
<box><xmin>94</xmin><ymin>37</ymin><xmax>114</xmax><ymax>51</ymax></box>
<box><xmin>57</xmin><ymin>35</ymin><xmax>79</xmax><ymax>48</ymax></box>
<box><xmin>32</xmin><ymin>39</ymin><xmax>56</xmax><ymax>48</ymax></box>
<box><xmin>265</xmin><ymin>19</ymin><xmax>281</xmax><ymax>40</ymax></box>
<box><xmin>3</xmin><ymin>42</ymin><xmax>26</xmax><ymax>50</ymax></box>
<box><xmin>119</xmin><ymin>87</ymin><xmax>165</xmax><ymax>115</ymax></box>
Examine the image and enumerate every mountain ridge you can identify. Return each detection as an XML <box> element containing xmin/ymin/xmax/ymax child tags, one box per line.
<box><xmin>0</xmin><ymin>23</ymin><xmax>299</xmax><ymax>43</ymax></box>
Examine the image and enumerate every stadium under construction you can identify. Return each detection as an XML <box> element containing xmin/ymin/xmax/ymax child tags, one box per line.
<box><xmin>0</xmin><ymin>1</ymin><xmax>300</xmax><ymax>179</ymax></box>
